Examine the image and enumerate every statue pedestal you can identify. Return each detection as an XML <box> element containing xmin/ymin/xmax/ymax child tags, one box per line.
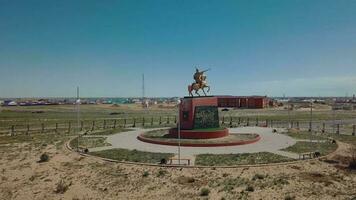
<box><xmin>169</xmin><ymin>96</ymin><xmax>229</xmax><ymax>139</ymax></box>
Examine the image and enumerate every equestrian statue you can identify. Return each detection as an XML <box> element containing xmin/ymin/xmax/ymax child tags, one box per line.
<box><xmin>188</xmin><ymin>67</ymin><xmax>211</xmax><ymax>96</ymax></box>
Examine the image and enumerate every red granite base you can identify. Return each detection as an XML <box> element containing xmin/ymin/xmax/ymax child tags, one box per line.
<box><xmin>168</xmin><ymin>128</ymin><xmax>229</xmax><ymax>139</ymax></box>
<box><xmin>137</xmin><ymin>133</ymin><xmax>261</xmax><ymax>147</ymax></box>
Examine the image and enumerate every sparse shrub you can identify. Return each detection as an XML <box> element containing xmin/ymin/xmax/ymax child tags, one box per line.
<box><xmin>177</xmin><ymin>176</ymin><xmax>195</xmax><ymax>184</ymax></box>
<box><xmin>142</xmin><ymin>171</ymin><xmax>149</xmax><ymax>177</ymax></box>
<box><xmin>157</xmin><ymin>169</ymin><xmax>167</xmax><ymax>177</ymax></box>
<box><xmin>273</xmin><ymin>177</ymin><xmax>289</xmax><ymax>185</ymax></box>
<box><xmin>284</xmin><ymin>195</ymin><xmax>296</xmax><ymax>200</ymax></box>
<box><xmin>39</xmin><ymin>153</ymin><xmax>49</xmax><ymax>163</ymax></box>
<box><xmin>55</xmin><ymin>179</ymin><xmax>69</xmax><ymax>194</ymax></box>
<box><xmin>222</xmin><ymin>173</ymin><xmax>229</xmax><ymax>177</ymax></box>
<box><xmin>349</xmin><ymin>147</ymin><xmax>356</xmax><ymax>170</ymax></box>
<box><xmin>252</xmin><ymin>173</ymin><xmax>265</xmax><ymax>180</ymax></box>
<box><xmin>187</xmin><ymin>177</ymin><xmax>195</xmax><ymax>183</ymax></box>
<box><xmin>200</xmin><ymin>188</ymin><xmax>210</xmax><ymax>196</ymax></box>
<box><xmin>246</xmin><ymin>185</ymin><xmax>254</xmax><ymax>192</ymax></box>
<box><xmin>160</xmin><ymin>158</ymin><xmax>167</xmax><ymax>164</ymax></box>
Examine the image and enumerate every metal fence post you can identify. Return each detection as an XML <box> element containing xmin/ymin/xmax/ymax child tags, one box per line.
<box><xmin>159</xmin><ymin>116</ymin><xmax>162</xmax><ymax>125</ymax></box>
<box><xmin>68</xmin><ymin>122</ymin><xmax>71</xmax><ymax>134</ymax></box>
<box><xmin>353</xmin><ymin>125</ymin><xmax>355</xmax><ymax>136</ymax></box>
<box><xmin>41</xmin><ymin>123</ymin><xmax>44</xmax><ymax>133</ymax></box>
<box><xmin>55</xmin><ymin>123</ymin><xmax>58</xmax><ymax>133</ymax></box>
<box><xmin>246</xmin><ymin>118</ymin><xmax>250</xmax><ymax>126</ymax></box>
<box><xmin>103</xmin><ymin>120</ymin><xmax>106</xmax><ymax>129</ymax></box>
<box><xmin>142</xmin><ymin>117</ymin><xmax>145</xmax><ymax>127</ymax></box>
<box><xmin>11</xmin><ymin>125</ymin><xmax>15</xmax><ymax>136</ymax></box>
<box><xmin>336</xmin><ymin>124</ymin><xmax>340</xmax><ymax>134</ymax></box>
<box><xmin>133</xmin><ymin>118</ymin><xmax>136</xmax><ymax>127</ymax></box>
<box><xmin>91</xmin><ymin>121</ymin><xmax>95</xmax><ymax>131</ymax></box>
<box><xmin>151</xmin><ymin>117</ymin><xmax>154</xmax><ymax>126</ymax></box>
<box><xmin>27</xmin><ymin>124</ymin><xmax>30</xmax><ymax>135</ymax></box>
<box><xmin>255</xmin><ymin>117</ymin><xmax>258</xmax><ymax>126</ymax></box>
<box><xmin>322</xmin><ymin>123</ymin><xmax>325</xmax><ymax>133</ymax></box>
<box><xmin>80</xmin><ymin>121</ymin><xmax>84</xmax><ymax>131</ymax></box>
<box><xmin>113</xmin><ymin>119</ymin><xmax>117</xmax><ymax>129</ymax></box>
<box><xmin>167</xmin><ymin>116</ymin><xmax>170</xmax><ymax>124</ymax></box>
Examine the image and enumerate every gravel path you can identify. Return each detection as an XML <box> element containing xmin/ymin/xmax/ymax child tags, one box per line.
<box><xmin>89</xmin><ymin>127</ymin><xmax>298</xmax><ymax>158</ymax></box>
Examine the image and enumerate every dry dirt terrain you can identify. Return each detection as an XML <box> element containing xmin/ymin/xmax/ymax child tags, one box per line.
<box><xmin>1</xmin><ymin>137</ymin><xmax>356</xmax><ymax>200</ymax></box>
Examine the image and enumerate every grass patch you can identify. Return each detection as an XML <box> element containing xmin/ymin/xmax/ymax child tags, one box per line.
<box><xmin>88</xmin><ymin>128</ymin><xmax>131</xmax><ymax>135</ymax></box>
<box><xmin>89</xmin><ymin>148</ymin><xmax>174</xmax><ymax>163</ymax></box>
<box><xmin>200</xmin><ymin>188</ymin><xmax>210</xmax><ymax>196</ymax></box>
<box><xmin>283</xmin><ymin>131</ymin><xmax>326</xmax><ymax>140</ymax></box>
<box><xmin>195</xmin><ymin>152</ymin><xmax>294</xmax><ymax>166</ymax></box>
<box><xmin>69</xmin><ymin>137</ymin><xmax>111</xmax><ymax>149</ymax></box>
<box><xmin>330</xmin><ymin>134</ymin><xmax>356</xmax><ymax>147</ymax></box>
<box><xmin>281</xmin><ymin>141</ymin><xmax>337</xmax><ymax>155</ymax></box>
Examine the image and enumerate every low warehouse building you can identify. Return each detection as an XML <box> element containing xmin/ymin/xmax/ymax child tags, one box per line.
<box><xmin>217</xmin><ymin>96</ymin><xmax>269</xmax><ymax>109</ymax></box>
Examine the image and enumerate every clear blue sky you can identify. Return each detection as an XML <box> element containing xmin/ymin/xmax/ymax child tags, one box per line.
<box><xmin>1</xmin><ymin>0</ymin><xmax>355</xmax><ymax>98</ymax></box>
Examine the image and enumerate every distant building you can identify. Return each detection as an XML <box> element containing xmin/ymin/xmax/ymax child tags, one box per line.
<box><xmin>217</xmin><ymin>96</ymin><xmax>270</xmax><ymax>109</ymax></box>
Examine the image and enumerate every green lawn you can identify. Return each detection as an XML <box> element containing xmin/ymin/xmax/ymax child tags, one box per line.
<box><xmin>69</xmin><ymin>137</ymin><xmax>111</xmax><ymax>149</ymax></box>
<box><xmin>195</xmin><ymin>152</ymin><xmax>294</xmax><ymax>166</ymax></box>
<box><xmin>89</xmin><ymin>148</ymin><xmax>174</xmax><ymax>163</ymax></box>
<box><xmin>329</xmin><ymin>134</ymin><xmax>356</xmax><ymax>147</ymax></box>
<box><xmin>281</xmin><ymin>141</ymin><xmax>337</xmax><ymax>155</ymax></box>
<box><xmin>282</xmin><ymin>131</ymin><xmax>326</xmax><ymax>140</ymax></box>
<box><xmin>88</xmin><ymin>128</ymin><xmax>131</xmax><ymax>135</ymax></box>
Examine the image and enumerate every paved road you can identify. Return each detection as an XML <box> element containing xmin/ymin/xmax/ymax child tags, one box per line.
<box><xmin>89</xmin><ymin>127</ymin><xmax>299</xmax><ymax>158</ymax></box>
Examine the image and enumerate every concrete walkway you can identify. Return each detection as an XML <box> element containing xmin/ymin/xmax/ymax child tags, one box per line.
<box><xmin>89</xmin><ymin>127</ymin><xmax>299</xmax><ymax>158</ymax></box>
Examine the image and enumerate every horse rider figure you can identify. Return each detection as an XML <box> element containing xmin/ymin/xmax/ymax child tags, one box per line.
<box><xmin>189</xmin><ymin>67</ymin><xmax>211</xmax><ymax>96</ymax></box>
<box><xmin>193</xmin><ymin>68</ymin><xmax>208</xmax><ymax>85</ymax></box>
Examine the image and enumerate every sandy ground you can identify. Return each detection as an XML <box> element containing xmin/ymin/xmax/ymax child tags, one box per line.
<box><xmin>0</xmin><ymin>139</ymin><xmax>356</xmax><ymax>200</ymax></box>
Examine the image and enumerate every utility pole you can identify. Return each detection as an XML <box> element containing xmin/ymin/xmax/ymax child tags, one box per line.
<box><xmin>309</xmin><ymin>100</ymin><xmax>313</xmax><ymax>152</ymax></box>
<box><xmin>76</xmin><ymin>87</ymin><xmax>80</xmax><ymax>152</ymax></box>
<box><xmin>288</xmin><ymin>103</ymin><xmax>291</xmax><ymax>128</ymax></box>
<box><xmin>177</xmin><ymin>99</ymin><xmax>181</xmax><ymax>165</ymax></box>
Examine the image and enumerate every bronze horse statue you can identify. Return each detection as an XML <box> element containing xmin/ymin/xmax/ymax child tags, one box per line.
<box><xmin>188</xmin><ymin>76</ymin><xmax>210</xmax><ymax>96</ymax></box>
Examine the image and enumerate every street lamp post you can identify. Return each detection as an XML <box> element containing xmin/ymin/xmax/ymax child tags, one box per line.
<box><xmin>309</xmin><ymin>100</ymin><xmax>313</xmax><ymax>152</ymax></box>
<box><xmin>177</xmin><ymin>99</ymin><xmax>181</xmax><ymax>165</ymax></box>
<box><xmin>76</xmin><ymin>87</ymin><xmax>80</xmax><ymax>152</ymax></box>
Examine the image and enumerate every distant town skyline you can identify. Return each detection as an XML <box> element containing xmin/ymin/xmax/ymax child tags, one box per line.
<box><xmin>1</xmin><ymin>0</ymin><xmax>356</xmax><ymax>98</ymax></box>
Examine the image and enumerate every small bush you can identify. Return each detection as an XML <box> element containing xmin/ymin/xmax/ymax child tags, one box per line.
<box><xmin>142</xmin><ymin>171</ymin><xmax>149</xmax><ymax>177</ymax></box>
<box><xmin>349</xmin><ymin>160</ymin><xmax>356</xmax><ymax>169</ymax></box>
<box><xmin>246</xmin><ymin>185</ymin><xmax>254</xmax><ymax>192</ymax></box>
<box><xmin>39</xmin><ymin>153</ymin><xmax>49</xmax><ymax>163</ymax></box>
<box><xmin>349</xmin><ymin>147</ymin><xmax>356</xmax><ymax>170</ymax></box>
<box><xmin>157</xmin><ymin>169</ymin><xmax>167</xmax><ymax>177</ymax></box>
<box><xmin>55</xmin><ymin>179</ymin><xmax>69</xmax><ymax>194</ymax></box>
<box><xmin>284</xmin><ymin>195</ymin><xmax>296</xmax><ymax>200</ymax></box>
<box><xmin>200</xmin><ymin>188</ymin><xmax>210</xmax><ymax>196</ymax></box>
<box><xmin>177</xmin><ymin>176</ymin><xmax>195</xmax><ymax>184</ymax></box>
<box><xmin>252</xmin><ymin>173</ymin><xmax>265</xmax><ymax>180</ymax></box>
